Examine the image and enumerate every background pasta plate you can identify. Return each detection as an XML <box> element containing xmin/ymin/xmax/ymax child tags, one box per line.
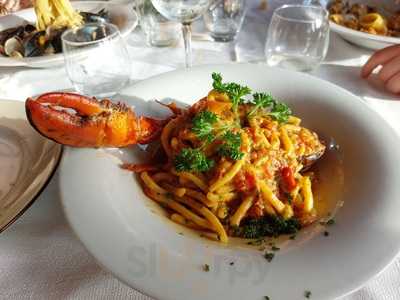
<box><xmin>60</xmin><ymin>64</ymin><xmax>400</xmax><ymax>300</ymax></box>
<box><xmin>0</xmin><ymin>1</ymin><xmax>138</xmax><ymax>68</ymax></box>
<box><xmin>321</xmin><ymin>0</ymin><xmax>400</xmax><ymax>50</ymax></box>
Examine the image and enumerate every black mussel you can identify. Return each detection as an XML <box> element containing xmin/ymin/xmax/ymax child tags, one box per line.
<box><xmin>74</xmin><ymin>24</ymin><xmax>109</xmax><ymax>42</ymax></box>
<box><xmin>23</xmin><ymin>31</ymin><xmax>49</xmax><ymax>57</ymax></box>
<box><xmin>80</xmin><ymin>9</ymin><xmax>110</xmax><ymax>23</ymax></box>
<box><xmin>24</xmin><ymin>24</ymin><xmax>36</xmax><ymax>34</ymax></box>
<box><xmin>0</xmin><ymin>25</ymin><xmax>26</xmax><ymax>46</ymax></box>
<box><xmin>46</xmin><ymin>27</ymin><xmax>66</xmax><ymax>53</ymax></box>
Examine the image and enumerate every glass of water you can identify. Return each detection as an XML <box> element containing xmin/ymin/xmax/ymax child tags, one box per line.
<box><xmin>61</xmin><ymin>22</ymin><xmax>131</xmax><ymax>97</ymax></box>
<box><xmin>137</xmin><ymin>0</ymin><xmax>181</xmax><ymax>47</ymax></box>
<box><xmin>204</xmin><ymin>0</ymin><xmax>247</xmax><ymax>42</ymax></box>
<box><xmin>265</xmin><ymin>5</ymin><xmax>329</xmax><ymax>72</ymax></box>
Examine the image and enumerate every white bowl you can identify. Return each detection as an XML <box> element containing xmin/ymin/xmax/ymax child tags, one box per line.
<box><xmin>321</xmin><ymin>0</ymin><xmax>400</xmax><ymax>50</ymax></box>
<box><xmin>60</xmin><ymin>64</ymin><xmax>400</xmax><ymax>300</ymax></box>
<box><xmin>0</xmin><ymin>1</ymin><xmax>138</xmax><ymax>68</ymax></box>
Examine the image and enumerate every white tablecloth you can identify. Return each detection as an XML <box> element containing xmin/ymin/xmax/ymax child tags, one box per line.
<box><xmin>1</xmin><ymin>1</ymin><xmax>400</xmax><ymax>299</ymax></box>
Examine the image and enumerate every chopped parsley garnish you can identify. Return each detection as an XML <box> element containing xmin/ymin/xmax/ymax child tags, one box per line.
<box><xmin>218</xmin><ymin>131</ymin><xmax>244</xmax><ymax>160</ymax></box>
<box><xmin>264</xmin><ymin>252</ymin><xmax>275</xmax><ymax>262</ymax></box>
<box><xmin>269</xmin><ymin>101</ymin><xmax>292</xmax><ymax>123</ymax></box>
<box><xmin>323</xmin><ymin>231</ymin><xmax>330</xmax><ymax>237</ymax></box>
<box><xmin>191</xmin><ymin>110</ymin><xmax>218</xmax><ymax>142</ymax></box>
<box><xmin>212</xmin><ymin>72</ymin><xmax>251</xmax><ymax>111</ymax></box>
<box><xmin>234</xmin><ymin>215</ymin><xmax>301</xmax><ymax>239</ymax></box>
<box><xmin>264</xmin><ymin>296</ymin><xmax>271</xmax><ymax>300</ymax></box>
<box><xmin>248</xmin><ymin>92</ymin><xmax>275</xmax><ymax>116</ymax></box>
<box><xmin>203</xmin><ymin>264</ymin><xmax>210</xmax><ymax>272</ymax></box>
<box><xmin>174</xmin><ymin>148</ymin><xmax>214</xmax><ymax>172</ymax></box>
<box><xmin>247</xmin><ymin>238</ymin><xmax>265</xmax><ymax>246</ymax></box>
<box><xmin>326</xmin><ymin>219</ymin><xmax>335</xmax><ymax>226</ymax></box>
<box><xmin>229</xmin><ymin>262</ymin><xmax>234</xmax><ymax>266</ymax></box>
<box><xmin>304</xmin><ymin>290</ymin><xmax>312</xmax><ymax>298</ymax></box>
<box><xmin>271</xmin><ymin>245</ymin><xmax>280</xmax><ymax>251</ymax></box>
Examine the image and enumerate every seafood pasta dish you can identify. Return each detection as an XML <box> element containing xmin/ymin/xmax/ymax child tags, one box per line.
<box><xmin>25</xmin><ymin>73</ymin><xmax>327</xmax><ymax>243</ymax></box>
<box><xmin>328</xmin><ymin>0</ymin><xmax>400</xmax><ymax>37</ymax></box>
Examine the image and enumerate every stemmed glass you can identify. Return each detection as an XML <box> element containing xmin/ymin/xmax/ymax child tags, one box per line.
<box><xmin>151</xmin><ymin>0</ymin><xmax>211</xmax><ymax>67</ymax></box>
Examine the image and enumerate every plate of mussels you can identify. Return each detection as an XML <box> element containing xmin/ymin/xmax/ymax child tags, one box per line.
<box><xmin>0</xmin><ymin>1</ymin><xmax>138</xmax><ymax>68</ymax></box>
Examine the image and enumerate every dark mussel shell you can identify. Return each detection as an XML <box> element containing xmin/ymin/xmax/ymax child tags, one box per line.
<box><xmin>46</xmin><ymin>27</ymin><xmax>66</xmax><ymax>53</ymax></box>
<box><xmin>80</xmin><ymin>9</ymin><xmax>110</xmax><ymax>23</ymax></box>
<box><xmin>74</xmin><ymin>23</ymin><xmax>109</xmax><ymax>43</ymax></box>
<box><xmin>0</xmin><ymin>25</ymin><xmax>26</xmax><ymax>46</ymax></box>
<box><xmin>23</xmin><ymin>31</ymin><xmax>49</xmax><ymax>57</ymax></box>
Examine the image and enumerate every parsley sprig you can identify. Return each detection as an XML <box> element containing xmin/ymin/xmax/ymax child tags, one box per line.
<box><xmin>174</xmin><ymin>148</ymin><xmax>214</xmax><ymax>172</ymax></box>
<box><xmin>247</xmin><ymin>92</ymin><xmax>275</xmax><ymax>117</ymax></box>
<box><xmin>191</xmin><ymin>110</ymin><xmax>218</xmax><ymax>143</ymax></box>
<box><xmin>212</xmin><ymin>72</ymin><xmax>251</xmax><ymax>112</ymax></box>
<box><xmin>269</xmin><ymin>101</ymin><xmax>292</xmax><ymax>123</ymax></box>
<box><xmin>212</xmin><ymin>73</ymin><xmax>291</xmax><ymax>122</ymax></box>
<box><xmin>218</xmin><ymin>131</ymin><xmax>244</xmax><ymax>160</ymax></box>
<box><xmin>247</xmin><ymin>92</ymin><xmax>291</xmax><ymax>123</ymax></box>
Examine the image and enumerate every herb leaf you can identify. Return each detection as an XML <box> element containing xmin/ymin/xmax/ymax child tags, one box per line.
<box><xmin>269</xmin><ymin>101</ymin><xmax>292</xmax><ymax>123</ymax></box>
<box><xmin>218</xmin><ymin>131</ymin><xmax>244</xmax><ymax>160</ymax></box>
<box><xmin>234</xmin><ymin>215</ymin><xmax>301</xmax><ymax>239</ymax></box>
<box><xmin>248</xmin><ymin>92</ymin><xmax>275</xmax><ymax>116</ymax></box>
<box><xmin>211</xmin><ymin>72</ymin><xmax>251</xmax><ymax>111</ymax></box>
<box><xmin>264</xmin><ymin>252</ymin><xmax>275</xmax><ymax>262</ymax></box>
<box><xmin>192</xmin><ymin>110</ymin><xmax>218</xmax><ymax>142</ymax></box>
<box><xmin>174</xmin><ymin>148</ymin><xmax>214</xmax><ymax>172</ymax></box>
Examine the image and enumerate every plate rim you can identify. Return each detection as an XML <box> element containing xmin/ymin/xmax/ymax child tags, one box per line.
<box><xmin>59</xmin><ymin>63</ymin><xmax>400</xmax><ymax>300</ymax></box>
<box><xmin>329</xmin><ymin>21</ymin><xmax>400</xmax><ymax>45</ymax></box>
<box><xmin>0</xmin><ymin>100</ymin><xmax>63</xmax><ymax>232</ymax></box>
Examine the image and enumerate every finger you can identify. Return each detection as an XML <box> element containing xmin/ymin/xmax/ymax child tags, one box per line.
<box><xmin>378</xmin><ymin>55</ymin><xmax>400</xmax><ymax>83</ymax></box>
<box><xmin>361</xmin><ymin>45</ymin><xmax>400</xmax><ymax>78</ymax></box>
<box><xmin>385</xmin><ymin>71</ymin><xmax>400</xmax><ymax>94</ymax></box>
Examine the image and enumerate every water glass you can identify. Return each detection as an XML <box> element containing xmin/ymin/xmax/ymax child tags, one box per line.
<box><xmin>265</xmin><ymin>5</ymin><xmax>329</xmax><ymax>72</ymax></box>
<box><xmin>61</xmin><ymin>22</ymin><xmax>131</xmax><ymax>98</ymax></box>
<box><xmin>137</xmin><ymin>0</ymin><xmax>181</xmax><ymax>47</ymax></box>
<box><xmin>204</xmin><ymin>0</ymin><xmax>247</xmax><ymax>42</ymax></box>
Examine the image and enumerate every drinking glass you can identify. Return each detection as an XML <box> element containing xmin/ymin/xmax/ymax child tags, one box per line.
<box><xmin>151</xmin><ymin>0</ymin><xmax>211</xmax><ymax>67</ymax></box>
<box><xmin>265</xmin><ymin>5</ymin><xmax>329</xmax><ymax>72</ymax></box>
<box><xmin>137</xmin><ymin>0</ymin><xmax>181</xmax><ymax>47</ymax></box>
<box><xmin>204</xmin><ymin>0</ymin><xmax>247</xmax><ymax>42</ymax></box>
<box><xmin>61</xmin><ymin>22</ymin><xmax>131</xmax><ymax>98</ymax></box>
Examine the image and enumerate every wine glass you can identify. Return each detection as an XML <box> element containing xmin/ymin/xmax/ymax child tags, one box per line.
<box><xmin>151</xmin><ymin>0</ymin><xmax>211</xmax><ymax>67</ymax></box>
<box><xmin>265</xmin><ymin>5</ymin><xmax>329</xmax><ymax>72</ymax></box>
<box><xmin>62</xmin><ymin>22</ymin><xmax>131</xmax><ymax>98</ymax></box>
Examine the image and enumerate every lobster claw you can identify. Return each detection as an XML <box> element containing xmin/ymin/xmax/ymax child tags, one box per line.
<box><xmin>25</xmin><ymin>92</ymin><xmax>165</xmax><ymax>147</ymax></box>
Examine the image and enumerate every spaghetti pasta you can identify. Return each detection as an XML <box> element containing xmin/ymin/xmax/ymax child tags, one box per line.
<box><xmin>131</xmin><ymin>73</ymin><xmax>327</xmax><ymax>243</ymax></box>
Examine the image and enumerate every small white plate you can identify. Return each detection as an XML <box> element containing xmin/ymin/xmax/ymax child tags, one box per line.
<box><xmin>0</xmin><ymin>100</ymin><xmax>62</xmax><ymax>232</ymax></box>
<box><xmin>60</xmin><ymin>64</ymin><xmax>400</xmax><ymax>300</ymax></box>
<box><xmin>0</xmin><ymin>1</ymin><xmax>138</xmax><ymax>68</ymax></box>
<box><xmin>321</xmin><ymin>0</ymin><xmax>400</xmax><ymax>50</ymax></box>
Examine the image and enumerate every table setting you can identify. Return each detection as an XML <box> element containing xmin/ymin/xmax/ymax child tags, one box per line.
<box><xmin>1</xmin><ymin>0</ymin><xmax>400</xmax><ymax>299</ymax></box>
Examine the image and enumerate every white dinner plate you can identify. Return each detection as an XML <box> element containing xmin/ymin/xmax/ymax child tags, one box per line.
<box><xmin>59</xmin><ymin>64</ymin><xmax>400</xmax><ymax>300</ymax></box>
<box><xmin>321</xmin><ymin>0</ymin><xmax>400</xmax><ymax>50</ymax></box>
<box><xmin>0</xmin><ymin>1</ymin><xmax>138</xmax><ymax>68</ymax></box>
<box><xmin>0</xmin><ymin>100</ymin><xmax>62</xmax><ymax>232</ymax></box>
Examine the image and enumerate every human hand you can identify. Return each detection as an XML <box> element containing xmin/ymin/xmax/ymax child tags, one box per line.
<box><xmin>361</xmin><ymin>44</ymin><xmax>400</xmax><ymax>94</ymax></box>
